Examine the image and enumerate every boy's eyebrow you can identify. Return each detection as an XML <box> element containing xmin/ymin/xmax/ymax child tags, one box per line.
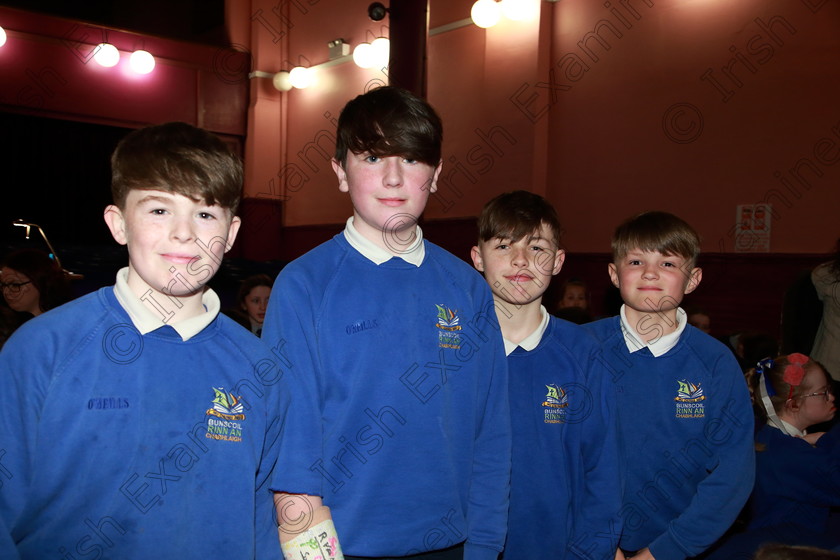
<box><xmin>134</xmin><ymin>194</ymin><xmax>173</xmax><ymax>205</ymax></box>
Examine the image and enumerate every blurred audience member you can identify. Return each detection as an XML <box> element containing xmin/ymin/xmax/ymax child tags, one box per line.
<box><xmin>812</xmin><ymin>239</ymin><xmax>840</xmax><ymax>381</ymax></box>
<box><xmin>1</xmin><ymin>248</ymin><xmax>71</xmax><ymax>319</ymax></box>
<box><xmin>224</xmin><ymin>274</ymin><xmax>272</xmax><ymax>336</ymax></box>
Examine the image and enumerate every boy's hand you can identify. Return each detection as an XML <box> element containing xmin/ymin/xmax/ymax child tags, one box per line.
<box><xmin>615</xmin><ymin>549</ymin><xmax>626</xmax><ymax>560</ymax></box>
<box><xmin>632</xmin><ymin>548</ymin><xmax>655</xmax><ymax>560</ymax></box>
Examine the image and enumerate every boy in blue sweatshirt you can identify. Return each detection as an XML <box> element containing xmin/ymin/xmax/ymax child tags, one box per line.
<box><xmin>262</xmin><ymin>86</ymin><xmax>511</xmax><ymax>560</ymax></box>
<box><xmin>0</xmin><ymin>122</ymin><xmax>326</xmax><ymax>559</ymax></box>
<box><xmin>585</xmin><ymin>211</ymin><xmax>755</xmax><ymax>560</ymax></box>
<box><xmin>470</xmin><ymin>190</ymin><xmax>621</xmax><ymax>560</ymax></box>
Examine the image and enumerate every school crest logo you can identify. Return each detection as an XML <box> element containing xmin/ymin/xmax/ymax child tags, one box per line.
<box><xmin>205</xmin><ymin>388</ymin><xmax>246</xmax><ymax>442</ymax></box>
<box><xmin>674</xmin><ymin>380</ymin><xmax>705</xmax><ymax>418</ymax></box>
<box><xmin>543</xmin><ymin>384</ymin><xmax>568</xmax><ymax>424</ymax></box>
<box><xmin>435</xmin><ymin>304</ymin><xmax>462</xmax><ymax>349</ymax></box>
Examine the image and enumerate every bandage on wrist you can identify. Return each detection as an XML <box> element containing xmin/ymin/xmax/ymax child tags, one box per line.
<box><xmin>279</xmin><ymin>506</ymin><xmax>343</xmax><ymax>560</ymax></box>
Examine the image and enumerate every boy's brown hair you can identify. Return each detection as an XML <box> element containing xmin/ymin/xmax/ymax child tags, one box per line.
<box><xmin>111</xmin><ymin>122</ymin><xmax>243</xmax><ymax>213</ymax></box>
<box><xmin>611</xmin><ymin>211</ymin><xmax>700</xmax><ymax>266</ymax></box>
<box><xmin>477</xmin><ymin>190</ymin><xmax>563</xmax><ymax>248</ymax></box>
<box><xmin>334</xmin><ymin>86</ymin><xmax>442</xmax><ymax>168</ymax></box>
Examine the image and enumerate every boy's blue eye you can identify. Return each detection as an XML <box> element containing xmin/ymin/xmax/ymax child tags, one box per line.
<box><xmin>365</xmin><ymin>155</ymin><xmax>380</xmax><ymax>163</ymax></box>
<box><xmin>151</xmin><ymin>209</ymin><xmax>167</xmax><ymax>215</ymax></box>
<box><xmin>198</xmin><ymin>212</ymin><xmax>215</xmax><ymax>220</ymax></box>
<box><xmin>403</xmin><ymin>158</ymin><xmax>418</xmax><ymax>164</ymax></box>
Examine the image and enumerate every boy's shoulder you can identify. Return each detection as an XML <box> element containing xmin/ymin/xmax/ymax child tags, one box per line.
<box><xmin>583</xmin><ymin>315</ymin><xmax>621</xmax><ymax>342</ymax></box>
<box><xmin>544</xmin><ymin>315</ymin><xmax>600</xmax><ymax>352</ymax></box>
<box><xmin>423</xmin><ymin>239</ymin><xmax>486</xmax><ymax>277</ymax></box>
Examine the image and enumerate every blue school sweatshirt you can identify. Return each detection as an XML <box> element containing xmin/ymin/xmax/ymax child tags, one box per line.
<box><xmin>262</xmin><ymin>232</ymin><xmax>511</xmax><ymax>559</ymax></box>
<box><xmin>0</xmin><ymin>288</ymin><xmax>318</xmax><ymax>559</ymax></box>
<box><xmin>586</xmin><ymin>317</ymin><xmax>755</xmax><ymax>560</ymax></box>
<box><xmin>504</xmin><ymin>316</ymin><xmax>621</xmax><ymax>560</ymax></box>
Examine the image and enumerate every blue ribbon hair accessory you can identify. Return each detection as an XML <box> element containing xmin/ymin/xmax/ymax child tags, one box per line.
<box><xmin>756</xmin><ymin>357</ymin><xmax>776</xmax><ymax>397</ymax></box>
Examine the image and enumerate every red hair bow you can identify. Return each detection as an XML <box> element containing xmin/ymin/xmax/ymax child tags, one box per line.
<box><xmin>783</xmin><ymin>353</ymin><xmax>809</xmax><ymax>399</ymax></box>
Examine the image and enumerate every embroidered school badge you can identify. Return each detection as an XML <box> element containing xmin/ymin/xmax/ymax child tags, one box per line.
<box><xmin>435</xmin><ymin>304</ymin><xmax>462</xmax><ymax>349</ymax></box>
<box><xmin>543</xmin><ymin>384</ymin><xmax>568</xmax><ymax>424</ymax></box>
<box><xmin>205</xmin><ymin>387</ymin><xmax>246</xmax><ymax>442</ymax></box>
<box><xmin>674</xmin><ymin>380</ymin><xmax>705</xmax><ymax>418</ymax></box>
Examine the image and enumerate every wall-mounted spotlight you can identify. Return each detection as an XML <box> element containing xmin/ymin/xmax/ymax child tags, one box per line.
<box><xmin>471</xmin><ymin>0</ymin><xmax>538</xmax><ymax>28</ymax></box>
<box><xmin>368</xmin><ymin>2</ymin><xmax>388</xmax><ymax>21</ymax></box>
<box><xmin>272</xmin><ymin>71</ymin><xmax>292</xmax><ymax>91</ymax></box>
<box><xmin>288</xmin><ymin>66</ymin><xmax>314</xmax><ymax>89</ymax></box>
<box><xmin>93</xmin><ymin>43</ymin><xmax>120</xmax><ymax>67</ymax></box>
<box><xmin>129</xmin><ymin>50</ymin><xmax>155</xmax><ymax>74</ymax></box>
<box><xmin>353</xmin><ymin>37</ymin><xmax>389</xmax><ymax>69</ymax></box>
<box><xmin>471</xmin><ymin>0</ymin><xmax>501</xmax><ymax>28</ymax></box>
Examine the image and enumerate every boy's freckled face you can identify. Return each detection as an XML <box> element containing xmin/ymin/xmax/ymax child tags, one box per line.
<box><xmin>332</xmin><ymin>153</ymin><xmax>441</xmax><ymax>246</ymax></box>
<box><xmin>104</xmin><ymin>190</ymin><xmax>240</xmax><ymax>299</ymax></box>
<box><xmin>608</xmin><ymin>249</ymin><xmax>700</xmax><ymax>318</ymax></box>
<box><xmin>471</xmin><ymin>224</ymin><xmax>564</xmax><ymax>307</ymax></box>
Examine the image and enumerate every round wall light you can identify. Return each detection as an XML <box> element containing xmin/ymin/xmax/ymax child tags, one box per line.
<box><xmin>129</xmin><ymin>50</ymin><xmax>155</xmax><ymax>74</ymax></box>
<box><xmin>93</xmin><ymin>43</ymin><xmax>120</xmax><ymax>67</ymax></box>
<box><xmin>288</xmin><ymin>66</ymin><xmax>313</xmax><ymax>89</ymax></box>
<box><xmin>471</xmin><ymin>0</ymin><xmax>501</xmax><ymax>28</ymax></box>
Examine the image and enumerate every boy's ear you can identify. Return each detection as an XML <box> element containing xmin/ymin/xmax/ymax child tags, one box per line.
<box><xmin>104</xmin><ymin>205</ymin><xmax>127</xmax><ymax>246</ymax></box>
<box><xmin>607</xmin><ymin>263</ymin><xmax>620</xmax><ymax>288</ymax></box>
<box><xmin>331</xmin><ymin>158</ymin><xmax>349</xmax><ymax>193</ymax></box>
<box><xmin>470</xmin><ymin>245</ymin><xmax>484</xmax><ymax>273</ymax></box>
<box><xmin>684</xmin><ymin>267</ymin><xmax>702</xmax><ymax>295</ymax></box>
<box><xmin>225</xmin><ymin>216</ymin><xmax>242</xmax><ymax>253</ymax></box>
<box><xmin>427</xmin><ymin>160</ymin><xmax>443</xmax><ymax>194</ymax></box>
<box><xmin>551</xmin><ymin>249</ymin><xmax>566</xmax><ymax>276</ymax></box>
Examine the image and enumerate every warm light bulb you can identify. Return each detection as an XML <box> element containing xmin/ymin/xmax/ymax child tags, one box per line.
<box><xmin>93</xmin><ymin>43</ymin><xmax>120</xmax><ymax>67</ymax></box>
<box><xmin>471</xmin><ymin>0</ymin><xmax>501</xmax><ymax>28</ymax></box>
<box><xmin>288</xmin><ymin>66</ymin><xmax>313</xmax><ymax>89</ymax></box>
<box><xmin>272</xmin><ymin>71</ymin><xmax>292</xmax><ymax>91</ymax></box>
<box><xmin>501</xmin><ymin>0</ymin><xmax>538</xmax><ymax>21</ymax></box>
<box><xmin>129</xmin><ymin>50</ymin><xmax>155</xmax><ymax>74</ymax></box>
<box><xmin>370</xmin><ymin>37</ymin><xmax>390</xmax><ymax>68</ymax></box>
<box><xmin>0</xmin><ymin>26</ymin><xmax>7</xmax><ymax>48</ymax></box>
<box><xmin>353</xmin><ymin>42</ymin><xmax>374</xmax><ymax>68</ymax></box>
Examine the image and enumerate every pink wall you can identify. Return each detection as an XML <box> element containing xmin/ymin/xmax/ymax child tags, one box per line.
<box><xmin>545</xmin><ymin>0</ymin><xmax>840</xmax><ymax>254</ymax></box>
<box><xmin>3</xmin><ymin>1</ymin><xmax>836</xmax><ymax>259</ymax></box>
<box><xmin>0</xmin><ymin>6</ymin><xmax>248</xmax><ymax>134</ymax></box>
<box><xmin>236</xmin><ymin>0</ymin><xmax>839</xmax><ymax>258</ymax></box>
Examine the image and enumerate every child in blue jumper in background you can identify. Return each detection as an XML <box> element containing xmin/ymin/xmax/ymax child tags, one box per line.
<box><xmin>262</xmin><ymin>86</ymin><xmax>510</xmax><ymax>560</ymax></box>
<box><xmin>585</xmin><ymin>211</ymin><xmax>755</xmax><ymax>560</ymax></box>
<box><xmin>470</xmin><ymin>190</ymin><xmax>621</xmax><ymax>560</ymax></box>
<box><xmin>706</xmin><ymin>353</ymin><xmax>840</xmax><ymax>559</ymax></box>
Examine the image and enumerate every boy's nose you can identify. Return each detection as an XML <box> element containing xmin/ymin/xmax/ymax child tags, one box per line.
<box><xmin>382</xmin><ymin>158</ymin><xmax>403</xmax><ymax>187</ymax></box>
<box><xmin>171</xmin><ymin>217</ymin><xmax>195</xmax><ymax>242</ymax></box>
<box><xmin>510</xmin><ymin>248</ymin><xmax>528</xmax><ymax>267</ymax></box>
